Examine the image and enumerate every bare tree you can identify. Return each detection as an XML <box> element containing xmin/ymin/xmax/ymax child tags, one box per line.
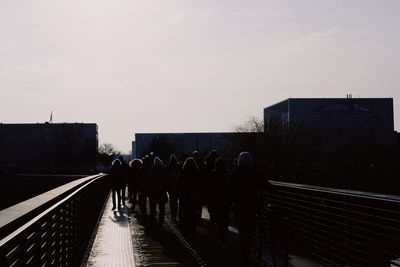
<box><xmin>98</xmin><ymin>143</ymin><xmax>119</xmax><ymax>155</ymax></box>
<box><xmin>98</xmin><ymin>143</ymin><xmax>120</xmax><ymax>168</ymax></box>
<box><xmin>229</xmin><ymin>116</ymin><xmax>269</xmax><ymax>172</ymax></box>
<box><xmin>235</xmin><ymin>116</ymin><xmax>264</xmax><ymax>133</ymax></box>
<box><xmin>233</xmin><ymin>116</ymin><xmax>321</xmax><ymax>181</ymax></box>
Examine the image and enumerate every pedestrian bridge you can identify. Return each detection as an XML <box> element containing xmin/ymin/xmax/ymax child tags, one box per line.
<box><xmin>1</xmin><ymin>174</ymin><xmax>399</xmax><ymax>266</ymax></box>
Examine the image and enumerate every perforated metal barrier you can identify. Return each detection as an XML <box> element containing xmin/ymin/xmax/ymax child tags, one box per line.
<box><xmin>257</xmin><ymin>181</ymin><xmax>400</xmax><ymax>266</ymax></box>
<box><xmin>0</xmin><ymin>174</ymin><xmax>109</xmax><ymax>267</ymax></box>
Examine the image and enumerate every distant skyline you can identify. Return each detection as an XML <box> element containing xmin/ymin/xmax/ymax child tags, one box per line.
<box><xmin>1</xmin><ymin>1</ymin><xmax>399</xmax><ymax>153</ymax></box>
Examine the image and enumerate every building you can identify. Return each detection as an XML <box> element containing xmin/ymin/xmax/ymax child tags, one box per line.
<box><xmin>132</xmin><ymin>97</ymin><xmax>398</xmax><ymax>165</ymax></box>
<box><xmin>133</xmin><ymin>132</ymin><xmax>237</xmax><ymax>160</ymax></box>
<box><xmin>0</xmin><ymin>123</ymin><xmax>98</xmax><ymax>173</ymax></box>
<box><xmin>264</xmin><ymin>98</ymin><xmax>397</xmax><ymax>151</ymax></box>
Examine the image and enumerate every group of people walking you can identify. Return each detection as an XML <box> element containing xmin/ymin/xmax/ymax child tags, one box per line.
<box><xmin>109</xmin><ymin>150</ymin><xmax>267</xmax><ymax>264</ymax></box>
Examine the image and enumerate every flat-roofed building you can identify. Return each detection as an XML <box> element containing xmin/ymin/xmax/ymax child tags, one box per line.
<box><xmin>264</xmin><ymin>98</ymin><xmax>397</xmax><ymax>151</ymax></box>
<box><xmin>133</xmin><ymin>132</ymin><xmax>236</xmax><ymax>160</ymax></box>
<box><xmin>0</xmin><ymin>123</ymin><xmax>98</xmax><ymax>173</ymax></box>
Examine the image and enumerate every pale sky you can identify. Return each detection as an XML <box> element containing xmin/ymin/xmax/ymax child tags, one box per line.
<box><xmin>1</xmin><ymin>0</ymin><xmax>399</xmax><ymax>153</ymax></box>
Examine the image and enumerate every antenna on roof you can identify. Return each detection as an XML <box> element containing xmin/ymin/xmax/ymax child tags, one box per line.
<box><xmin>49</xmin><ymin>111</ymin><xmax>53</xmax><ymax>123</ymax></box>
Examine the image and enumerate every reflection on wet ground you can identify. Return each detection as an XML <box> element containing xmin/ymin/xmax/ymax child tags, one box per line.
<box><xmin>87</xmin><ymin>193</ymin><xmax>258</xmax><ymax>267</ymax></box>
<box><xmin>86</xmin><ymin>194</ymin><xmax>135</xmax><ymax>267</ymax></box>
<box><xmin>86</xmin><ymin>193</ymin><xmax>321</xmax><ymax>267</ymax></box>
<box><xmin>129</xmin><ymin>208</ymin><xmax>247</xmax><ymax>266</ymax></box>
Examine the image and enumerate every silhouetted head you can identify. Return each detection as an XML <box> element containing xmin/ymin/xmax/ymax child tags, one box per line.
<box><xmin>112</xmin><ymin>159</ymin><xmax>122</xmax><ymax>166</ymax></box>
<box><xmin>153</xmin><ymin>157</ymin><xmax>163</xmax><ymax>168</ymax></box>
<box><xmin>192</xmin><ymin>150</ymin><xmax>200</xmax><ymax>159</ymax></box>
<box><xmin>209</xmin><ymin>150</ymin><xmax>218</xmax><ymax>159</ymax></box>
<box><xmin>214</xmin><ymin>157</ymin><xmax>225</xmax><ymax>171</ymax></box>
<box><xmin>168</xmin><ymin>154</ymin><xmax>178</xmax><ymax>166</ymax></box>
<box><xmin>192</xmin><ymin>150</ymin><xmax>204</xmax><ymax>167</ymax></box>
<box><xmin>183</xmin><ymin>157</ymin><xmax>198</xmax><ymax>172</ymax></box>
<box><xmin>129</xmin><ymin>159</ymin><xmax>142</xmax><ymax>169</ymax></box>
<box><xmin>142</xmin><ymin>155</ymin><xmax>152</xmax><ymax>169</ymax></box>
<box><xmin>237</xmin><ymin>151</ymin><xmax>254</xmax><ymax>167</ymax></box>
<box><xmin>205</xmin><ymin>150</ymin><xmax>218</xmax><ymax>168</ymax></box>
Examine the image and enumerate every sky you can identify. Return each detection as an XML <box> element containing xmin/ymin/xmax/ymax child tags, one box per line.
<box><xmin>1</xmin><ymin>0</ymin><xmax>399</xmax><ymax>153</ymax></box>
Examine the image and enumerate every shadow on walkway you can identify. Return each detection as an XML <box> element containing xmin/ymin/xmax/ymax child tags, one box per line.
<box><xmin>86</xmin><ymin>192</ymin><xmax>324</xmax><ymax>267</ymax></box>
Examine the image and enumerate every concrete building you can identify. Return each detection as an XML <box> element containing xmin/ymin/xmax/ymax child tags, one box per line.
<box><xmin>133</xmin><ymin>97</ymin><xmax>398</xmax><ymax>163</ymax></box>
<box><xmin>133</xmin><ymin>132</ymin><xmax>237</xmax><ymax>160</ymax></box>
<box><xmin>0</xmin><ymin>123</ymin><xmax>98</xmax><ymax>173</ymax></box>
<box><xmin>264</xmin><ymin>98</ymin><xmax>397</xmax><ymax>151</ymax></box>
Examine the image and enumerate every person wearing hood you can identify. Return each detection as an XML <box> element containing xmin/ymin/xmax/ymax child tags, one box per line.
<box><xmin>148</xmin><ymin>157</ymin><xmax>168</xmax><ymax>227</ymax></box>
<box><xmin>228</xmin><ymin>151</ymin><xmax>263</xmax><ymax>265</ymax></box>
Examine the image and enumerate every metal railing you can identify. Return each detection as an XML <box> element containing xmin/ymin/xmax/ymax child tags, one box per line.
<box><xmin>0</xmin><ymin>174</ymin><xmax>109</xmax><ymax>267</ymax></box>
<box><xmin>255</xmin><ymin>181</ymin><xmax>400</xmax><ymax>267</ymax></box>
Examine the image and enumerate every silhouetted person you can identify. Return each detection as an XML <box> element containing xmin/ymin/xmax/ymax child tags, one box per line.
<box><xmin>110</xmin><ymin>159</ymin><xmax>124</xmax><ymax>211</ymax></box>
<box><xmin>192</xmin><ymin>150</ymin><xmax>205</xmax><ymax>171</ymax></box>
<box><xmin>128</xmin><ymin>159</ymin><xmax>142</xmax><ymax>213</ymax></box>
<box><xmin>232</xmin><ymin>157</ymin><xmax>238</xmax><ymax>172</ymax></box>
<box><xmin>205</xmin><ymin>150</ymin><xmax>218</xmax><ymax>171</ymax></box>
<box><xmin>178</xmin><ymin>157</ymin><xmax>202</xmax><ymax>240</ymax></box>
<box><xmin>210</xmin><ymin>157</ymin><xmax>230</xmax><ymax>238</ymax></box>
<box><xmin>177</xmin><ymin>153</ymin><xmax>189</xmax><ymax>221</ymax></box>
<box><xmin>228</xmin><ymin>152</ymin><xmax>262</xmax><ymax>265</ymax></box>
<box><xmin>192</xmin><ymin>150</ymin><xmax>206</xmax><ymax>208</ymax></box>
<box><xmin>166</xmin><ymin>154</ymin><xmax>180</xmax><ymax>222</ymax></box>
<box><xmin>138</xmin><ymin>155</ymin><xmax>152</xmax><ymax>221</ymax></box>
<box><xmin>119</xmin><ymin>155</ymin><xmax>129</xmax><ymax>207</ymax></box>
<box><xmin>204</xmin><ymin>150</ymin><xmax>218</xmax><ymax>224</ymax></box>
<box><xmin>148</xmin><ymin>157</ymin><xmax>168</xmax><ymax>227</ymax></box>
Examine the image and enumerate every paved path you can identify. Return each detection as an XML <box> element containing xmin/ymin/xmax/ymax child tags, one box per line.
<box><xmin>86</xmin><ymin>194</ymin><xmax>136</xmax><ymax>267</ymax></box>
<box><xmin>129</xmin><ymin>209</ymin><xmax>247</xmax><ymax>266</ymax></box>
<box><xmin>85</xmin><ymin>192</ymin><xmax>324</xmax><ymax>267</ymax></box>
<box><xmin>85</xmin><ymin>194</ymin><xmax>253</xmax><ymax>267</ymax></box>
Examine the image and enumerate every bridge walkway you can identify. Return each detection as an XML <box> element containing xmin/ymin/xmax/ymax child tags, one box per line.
<box><xmin>85</xmin><ymin>192</ymin><xmax>323</xmax><ymax>267</ymax></box>
<box><xmin>85</xmin><ymin>193</ymin><xmax>263</xmax><ymax>267</ymax></box>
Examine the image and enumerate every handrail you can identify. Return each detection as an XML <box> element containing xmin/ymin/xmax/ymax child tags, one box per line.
<box><xmin>0</xmin><ymin>174</ymin><xmax>102</xmax><ymax>239</ymax></box>
<box><xmin>270</xmin><ymin>180</ymin><xmax>400</xmax><ymax>203</ymax></box>
<box><xmin>0</xmin><ymin>173</ymin><xmax>109</xmax><ymax>267</ymax></box>
<box><xmin>255</xmin><ymin>181</ymin><xmax>400</xmax><ymax>266</ymax></box>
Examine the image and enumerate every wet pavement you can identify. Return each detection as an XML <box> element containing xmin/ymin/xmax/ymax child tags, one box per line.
<box><xmin>85</xmin><ymin>193</ymin><xmax>257</xmax><ymax>267</ymax></box>
<box><xmin>86</xmin><ymin>194</ymin><xmax>135</xmax><ymax>267</ymax></box>
<box><xmin>86</xmin><ymin>192</ymin><xmax>324</xmax><ymax>267</ymax></box>
<box><xmin>129</xmin><ymin>208</ymin><xmax>248</xmax><ymax>266</ymax></box>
